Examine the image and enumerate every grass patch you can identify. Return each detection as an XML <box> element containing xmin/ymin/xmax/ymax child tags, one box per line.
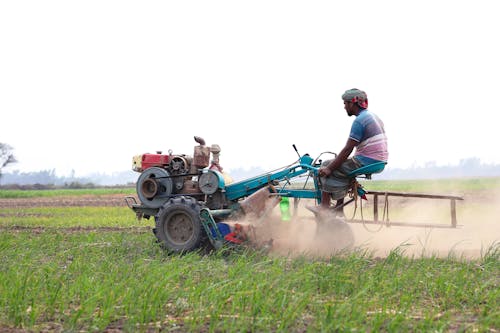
<box><xmin>0</xmin><ymin>206</ymin><xmax>137</xmax><ymax>228</ymax></box>
<box><xmin>1</xmin><ymin>180</ymin><xmax>499</xmax><ymax>331</ymax></box>
<box><xmin>0</xmin><ymin>230</ymin><xmax>498</xmax><ymax>332</ymax></box>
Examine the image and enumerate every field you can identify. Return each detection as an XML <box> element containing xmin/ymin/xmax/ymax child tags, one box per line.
<box><xmin>0</xmin><ymin>179</ymin><xmax>498</xmax><ymax>332</ymax></box>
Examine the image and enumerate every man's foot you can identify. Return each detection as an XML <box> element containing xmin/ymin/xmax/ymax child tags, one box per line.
<box><xmin>306</xmin><ymin>205</ymin><xmax>324</xmax><ymax>214</ymax></box>
<box><xmin>333</xmin><ymin>200</ymin><xmax>346</xmax><ymax>219</ymax></box>
<box><xmin>334</xmin><ymin>209</ymin><xmax>346</xmax><ymax>219</ymax></box>
<box><xmin>306</xmin><ymin>205</ymin><xmax>333</xmax><ymax>218</ymax></box>
<box><xmin>307</xmin><ymin>205</ymin><xmax>346</xmax><ymax>219</ymax></box>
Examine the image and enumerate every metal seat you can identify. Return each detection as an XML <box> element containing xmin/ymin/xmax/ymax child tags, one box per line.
<box><xmin>347</xmin><ymin>161</ymin><xmax>387</xmax><ymax>179</ymax></box>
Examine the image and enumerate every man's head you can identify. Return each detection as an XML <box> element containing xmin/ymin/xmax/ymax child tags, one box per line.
<box><xmin>342</xmin><ymin>88</ymin><xmax>368</xmax><ymax>116</ymax></box>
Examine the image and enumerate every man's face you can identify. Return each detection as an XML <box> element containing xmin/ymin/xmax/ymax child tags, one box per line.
<box><xmin>344</xmin><ymin>101</ymin><xmax>355</xmax><ymax>116</ymax></box>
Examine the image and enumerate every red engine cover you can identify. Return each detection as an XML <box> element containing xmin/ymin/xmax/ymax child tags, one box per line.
<box><xmin>141</xmin><ymin>153</ymin><xmax>170</xmax><ymax>171</ymax></box>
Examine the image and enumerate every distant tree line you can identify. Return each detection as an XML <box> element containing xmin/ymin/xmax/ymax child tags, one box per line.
<box><xmin>0</xmin><ymin>143</ymin><xmax>17</xmax><ymax>186</ymax></box>
<box><xmin>0</xmin><ymin>142</ymin><xmax>138</xmax><ymax>188</ymax></box>
<box><xmin>1</xmin><ymin>169</ymin><xmax>138</xmax><ymax>188</ymax></box>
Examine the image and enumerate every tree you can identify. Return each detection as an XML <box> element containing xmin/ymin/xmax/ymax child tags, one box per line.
<box><xmin>0</xmin><ymin>143</ymin><xmax>17</xmax><ymax>186</ymax></box>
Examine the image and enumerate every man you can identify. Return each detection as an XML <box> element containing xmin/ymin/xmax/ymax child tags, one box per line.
<box><xmin>314</xmin><ymin>88</ymin><xmax>388</xmax><ymax>217</ymax></box>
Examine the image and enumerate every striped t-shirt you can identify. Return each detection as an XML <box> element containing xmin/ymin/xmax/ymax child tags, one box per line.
<box><xmin>349</xmin><ymin>109</ymin><xmax>388</xmax><ymax>164</ymax></box>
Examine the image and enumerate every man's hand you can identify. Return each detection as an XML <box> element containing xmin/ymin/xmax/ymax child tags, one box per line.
<box><xmin>318</xmin><ymin>166</ymin><xmax>332</xmax><ymax>177</ymax></box>
<box><xmin>318</xmin><ymin>139</ymin><xmax>358</xmax><ymax>178</ymax></box>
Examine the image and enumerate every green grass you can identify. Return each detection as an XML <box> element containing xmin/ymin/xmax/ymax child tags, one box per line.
<box><xmin>0</xmin><ymin>230</ymin><xmax>498</xmax><ymax>332</ymax></box>
<box><xmin>0</xmin><ymin>181</ymin><xmax>499</xmax><ymax>332</ymax></box>
<box><xmin>0</xmin><ymin>230</ymin><xmax>500</xmax><ymax>332</ymax></box>
<box><xmin>0</xmin><ymin>206</ymin><xmax>137</xmax><ymax>228</ymax></box>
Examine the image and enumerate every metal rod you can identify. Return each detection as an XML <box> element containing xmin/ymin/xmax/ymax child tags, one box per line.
<box><xmin>154</xmin><ymin>172</ymin><xmax>200</xmax><ymax>179</ymax></box>
<box><xmin>451</xmin><ymin>199</ymin><xmax>457</xmax><ymax>227</ymax></box>
<box><xmin>347</xmin><ymin>219</ymin><xmax>461</xmax><ymax>229</ymax></box>
<box><xmin>365</xmin><ymin>191</ymin><xmax>463</xmax><ymax>200</ymax></box>
<box><xmin>362</xmin><ymin>190</ymin><xmax>463</xmax><ymax>228</ymax></box>
<box><xmin>337</xmin><ymin>197</ymin><xmax>355</xmax><ymax>209</ymax></box>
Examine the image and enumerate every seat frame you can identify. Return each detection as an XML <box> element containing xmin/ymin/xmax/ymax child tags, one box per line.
<box><xmin>347</xmin><ymin>161</ymin><xmax>387</xmax><ymax>179</ymax></box>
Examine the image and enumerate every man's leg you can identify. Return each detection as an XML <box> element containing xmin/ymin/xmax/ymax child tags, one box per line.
<box><xmin>316</xmin><ymin>193</ymin><xmax>345</xmax><ymax>218</ymax></box>
<box><xmin>334</xmin><ymin>198</ymin><xmax>345</xmax><ymax>217</ymax></box>
<box><xmin>306</xmin><ymin>190</ymin><xmax>331</xmax><ymax>216</ymax></box>
<box><xmin>310</xmin><ymin>157</ymin><xmax>360</xmax><ymax>217</ymax></box>
<box><xmin>322</xmin><ymin>158</ymin><xmax>362</xmax><ymax>217</ymax></box>
<box><xmin>320</xmin><ymin>191</ymin><xmax>331</xmax><ymax>209</ymax></box>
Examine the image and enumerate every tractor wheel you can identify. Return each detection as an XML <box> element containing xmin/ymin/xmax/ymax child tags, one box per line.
<box><xmin>154</xmin><ymin>196</ymin><xmax>205</xmax><ymax>253</ymax></box>
<box><xmin>315</xmin><ymin>216</ymin><xmax>355</xmax><ymax>251</ymax></box>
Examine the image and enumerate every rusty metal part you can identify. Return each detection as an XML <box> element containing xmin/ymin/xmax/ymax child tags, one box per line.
<box><xmin>193</xmin><ymin>145</ymin><xmax>210</xmax><ymax>168</ymax></box>
<box><xmin>194</xmin><ymin>136</ymin><xmax>205</xmax><ymax>145</ymax></box>
<box><xmin>141</xmin><ymin>178</ymin><xmax>158</xmax><ymax>199</ymax></box>
<box><xmin>170</xmin><ymin>156</ymin><xmax>189</xmax><ymax>173</ymax></box>
<box><xmin>239</xmin><ymin>186</ymin><xmax>279</xmax><ymax>217</ymax></box>
<box><xmin>136</xmin><ymin>167</ymin><xmax>173</xmax><ymax>208</ymax></box>
<box><xmin>178</xmin><ymin>179</ymin><xmax>203</xmax><ymax>196</ymax></box>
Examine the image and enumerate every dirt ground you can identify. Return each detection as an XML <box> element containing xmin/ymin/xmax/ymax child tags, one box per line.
<box><xmin>0</xmin><ymin>194</ymin><xmax>127</xmax><ymax>208</ymax></box>
<box><xmin>1</xmin><ymin>191</ymin><xmax>498</xmax><ymax>259</ymax></box>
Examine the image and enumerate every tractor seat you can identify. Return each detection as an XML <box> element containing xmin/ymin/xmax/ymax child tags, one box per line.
<box><xmin>347</xmin><ymin>161</ymin><xmax>387</xmax><ymax>180</ymax></box>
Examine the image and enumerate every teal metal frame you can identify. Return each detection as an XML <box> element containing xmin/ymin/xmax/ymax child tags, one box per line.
<box><xmin>347</xmin><ymin>161</ymin><xmax>387</xmax><ymax>178</ymax></box>
<box><xmin>224</xmin><ymin>154</ymin><xmax>321</xmax><ymax>201</ymax></box>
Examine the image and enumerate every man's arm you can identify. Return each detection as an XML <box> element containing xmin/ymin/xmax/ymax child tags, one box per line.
<box><xmin>318</xmin><ymin>138</ymin><xmax>358</xmax><ymax>177</ymax></box>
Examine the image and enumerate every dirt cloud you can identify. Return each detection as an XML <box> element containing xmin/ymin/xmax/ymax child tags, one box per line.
<box><xmin>247</xmin><ymin>190</ymin><xmax>499</xmax><ymax>259</ymax></box>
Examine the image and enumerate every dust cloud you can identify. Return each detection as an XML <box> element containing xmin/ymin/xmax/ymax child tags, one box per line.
<box><xmin>240</xmin><ymin>190</ymin><xmax>500</xmax><ymax>260</ymax></box>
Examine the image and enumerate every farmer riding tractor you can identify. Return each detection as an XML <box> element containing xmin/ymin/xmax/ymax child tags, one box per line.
<box><xmin>125</xmin><ymin>136</ymin><xmax>463</xmax><ymax>253</ymax></box>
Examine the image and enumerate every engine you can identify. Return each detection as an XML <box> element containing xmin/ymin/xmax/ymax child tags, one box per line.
<box><xmin>132</xmin><ymin>136</ymin><xmax>230</xmax><ymax>209</ymax></box>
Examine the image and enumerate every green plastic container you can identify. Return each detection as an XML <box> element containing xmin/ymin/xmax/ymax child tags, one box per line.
<box><xmin>280</xmin><ymin>197</ymin><xmax>291</xmax><ymax>221</ymax></box>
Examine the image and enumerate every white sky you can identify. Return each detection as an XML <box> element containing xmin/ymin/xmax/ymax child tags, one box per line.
<box><xmin>1</xmin><ymin>0</ymin><xmax>499</xmax><ymax>177</ymax></box>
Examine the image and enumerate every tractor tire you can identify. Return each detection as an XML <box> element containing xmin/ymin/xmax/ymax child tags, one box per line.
<box><xmin>154</xmin><ymin>196</ymin><xmax>205</xmax><ymax>253</ymax></box>
<box><xmin>315</xmin><ymin>216</ymin><xmax>355</xmax><ymax>251</ymax></box>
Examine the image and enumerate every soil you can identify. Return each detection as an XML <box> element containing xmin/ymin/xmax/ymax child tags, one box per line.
<box><xmin>0</xmin><ymin>194</ymin><xmax>129</xmax><ymax>208</ymax></box>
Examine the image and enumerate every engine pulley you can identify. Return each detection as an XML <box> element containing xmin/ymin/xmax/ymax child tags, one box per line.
<box><xmin>136</xmin><ymin>167</ymin><xmax>173</xmax><ymax>208</ymax></box>
<box><xmin>199</xmin><ymin>170</ymin><xmax>221</xmax><ymax>195</ymax></box>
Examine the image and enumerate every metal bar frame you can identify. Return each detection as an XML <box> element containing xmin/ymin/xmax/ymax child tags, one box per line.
<box><xmin>357</xmin><ymin>190</ymin><xmax>464</xmax><ymax>228</ymax></box>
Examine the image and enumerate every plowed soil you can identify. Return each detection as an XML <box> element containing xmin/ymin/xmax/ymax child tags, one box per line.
<box><xmin>0</xmin><ymin>194</ymin><xmax>129</xmax><ymax>208</ymax></box>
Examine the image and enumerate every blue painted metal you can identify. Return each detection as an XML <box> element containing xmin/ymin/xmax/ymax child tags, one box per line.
<box><xmin>201</xmin><ymin>169</ymin><xmax>226</xmax><ymax>189</ymax></box>
<box><xmin>215</xmin><ymin>169</ymin><xmax>226</xmax><ymax>189</ymax></box>
<box><xmin>274</xmin><ymin>189</ymin><xmax>320</xmax><ymax>199</ymax></box>
<box><xmin>200</xmin><ymin>208</ymin><xmax>224</xmax><ymax>249</ymax></box>
<box><xmin>347</xmin><ymin>161</ymin><xmax>387</xmax><ymax>177</ymax></box>
<box><xmin>224</xmin><ymin>154</ymin><xmax>318</xmax><ymax>201</ymax></box>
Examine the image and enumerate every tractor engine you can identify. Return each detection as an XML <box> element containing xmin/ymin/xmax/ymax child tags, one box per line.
<box><xmin>132</xmin><ymin>136</ymin><xmax>228</xmax><ymax>209</ymax></box>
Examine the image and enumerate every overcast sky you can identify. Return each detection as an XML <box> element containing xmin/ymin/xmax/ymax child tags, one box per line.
<box><xmin>1</xmin><ymin>0</ymin><xmax>499</xmax><ymax>177</ymax></box>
